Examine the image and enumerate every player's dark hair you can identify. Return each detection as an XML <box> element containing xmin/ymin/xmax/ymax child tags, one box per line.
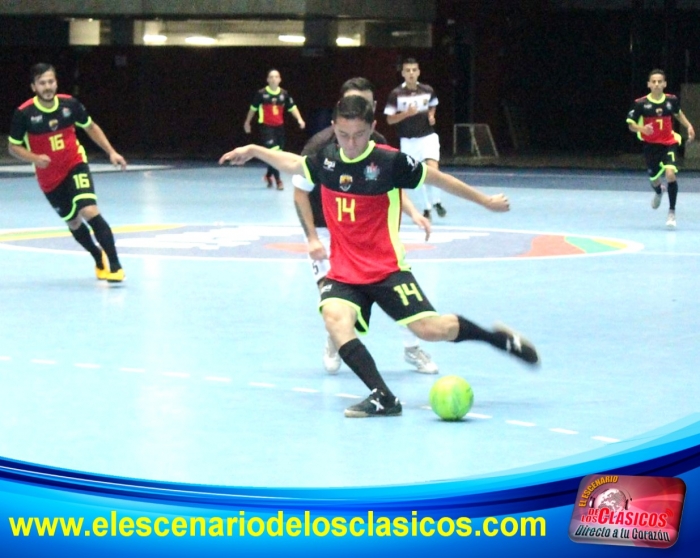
<box><xmin>267</xmin><ymin>68</ymin><xmax>280</xmax><ymax>78</ymax></box>
<box><xmin>340</xmin><ymin>77</ymin><xmax>375</xmax><ymax>97</ymax></box>
<box><xmin>648</xmin><ymin>69</ymin><xmax>666</xmax><ymax>80</ymax></box>
<box><xmin>30</xmin><ymin>63</ymin><xmax>56</xmax><ymax>83</ymax></box>
<box><xmin>402</xmin><ymin>57</ymin><xmax>419</xmax><ymax>67</ymax></box>
<box><xmin>332</xmin><ymin>95</ymin><xmax>374</xmax><ymax>124</ymax></box>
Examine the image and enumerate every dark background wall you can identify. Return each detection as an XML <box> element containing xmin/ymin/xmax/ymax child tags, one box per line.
<box><xmin>1</xmin><ymin>2</ymin><xmax>700</xmax><ymax>158</ymax></box>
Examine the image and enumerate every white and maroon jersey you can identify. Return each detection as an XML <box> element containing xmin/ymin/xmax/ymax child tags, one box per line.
<box><xmin>383</xmin><ymin>82</ymin><xmax>438</xmax><ymax>139</ymax></box>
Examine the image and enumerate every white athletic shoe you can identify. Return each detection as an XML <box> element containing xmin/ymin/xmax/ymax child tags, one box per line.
<box><xmin>404</xmin><ymin>346</ymin><xmax>439</xmax><ymax>374</ymax></box>
<box><xmin>323</xmin><ymin>336</ymin><xmax>341</xmax><ymax>374</ymax></box>
<box><xmin>651</xmin><ymin>191</ymin><xmax>662</xmax><ymax>209</ymax></box>
<box><xmin>666</xmin><ymin>210</ymin><xmax>676</xmax><ymax>229</ymax></box>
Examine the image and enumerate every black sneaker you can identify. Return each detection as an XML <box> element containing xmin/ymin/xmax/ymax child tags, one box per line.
<box><xmin>493</xmin><ymin>323</ymin><xmax>540</xmax><ymax>366</ymax></box>
<box><xmin>344</xmin><ymin>389</ymin><xmax>402</xmax><ymax>418</ymax></box>
<box><xmin>423</xmin><ymin>209</ymin><xmax>432</xmax><ymax>220</ymax></box>
<box><xmin>434</xmin><ymin>202</ymin><xmax>447</xmax><ymax>217</ymax></box>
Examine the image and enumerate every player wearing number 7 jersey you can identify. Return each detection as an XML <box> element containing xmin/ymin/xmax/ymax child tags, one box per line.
<box><xmin>8</xmin><ymin>63</ymin><xmax>126</xmax><ymax>282</ymax></box>
<box><xmin>219</xmin><ymin>95</ymin><xmax>539</xmax><ymax>418</ymax></box>
<box><xmin>626</xmin><ymin>69</ymin><xmax>695</xmax><ymax>229</ymax></box>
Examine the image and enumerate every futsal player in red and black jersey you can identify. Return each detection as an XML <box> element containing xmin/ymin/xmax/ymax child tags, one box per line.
<box><xmin>243</xmin><ymin>69</ymin><xmax>305</xmax><ymax>190</ymax></box>
<box><xmin>221</xmin><ymin>95</ymin><xmax>539</xmax><ymax>418</ymax></box>
<box><xmin>627</xmin><ymin>69</ymin><xmax>695</xmax><ymax>229</ymax></box>
<box><xmin>8</xmin><ymin>63</ymin><xmax>126</xmax><ymax>282</ymax></box>
<box><xmin>291</xmin><ymin>77</ymin><xmax>437</xmax><ymax>376</ymax></box>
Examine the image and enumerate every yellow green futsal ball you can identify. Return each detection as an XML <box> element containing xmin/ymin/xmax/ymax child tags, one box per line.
<box><xmin>429</xmin><ymin>375</ymin><xmax>474</xmax><ymax>421</ymax></box>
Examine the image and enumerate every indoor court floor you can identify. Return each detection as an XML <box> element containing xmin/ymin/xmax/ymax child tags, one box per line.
<box><xmin>1</xmin><ymin>162</ymin><xmax>698</xmax><ymax>489</ymax></box>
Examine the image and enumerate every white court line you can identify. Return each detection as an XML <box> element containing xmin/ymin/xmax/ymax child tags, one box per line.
<box><xmin>205</xmin><ymin>376</ymin><xmax>232</xmax><ymax>383</ymax></box>
<box><xmin>31</xmin><ymin>359</ymin><xmax>56</xmax><ymax>365</ymax></box>
<box><xmin>336</xmin><ymin>393</ymin><xmax>362</xmax><ymax>399</ymax></box>
<box><xmin>161</xmin><ymin>372</ymin><xmax>190</xmax><ymax>378</ymax></box>
<box><xmin>249</xmin><ymin>382</ymin><xmax>275</xmax><ymax>388</ymax></box>
<box><xmin>506</xmin><ymin>420</ymin><xmax>537</xmax><ymax>427</ymax></box>
<box><xmin>120</xmin><ymin>367</ymin><xmax>146</xmax><ymax>373</ymax></box>
<box><xmin>292</xmin><ymin>387</ymin><xmax>319</xmax><ymax>393</ymax></box>
<box><xmin>467</xmin><ymin>413</ymin><xmax>492</xmax><ymax>419</ymax></box>
<box><xmin>550</xmin><ymin>428</ymin><xmax>579</xmax><ymax>435</ymax></box>
<box><xmin>0</xmin><ymin>356</ymin><xmax>11</xmax><ymax>361</ymax></box>
<box><xmin>74</xmin><ymin>363</ymin><xmax>101</xmax><ymax>369</ymax></box>
<box><xmin>592</xmin><ymin>436</ymin><xmax>620</xmax><ymax>443</ymax></box>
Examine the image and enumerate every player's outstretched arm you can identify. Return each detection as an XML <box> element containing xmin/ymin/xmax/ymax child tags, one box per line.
<box><xmin>425</xmin><ymin>166</ymin><xmax>509</xmax><ymax>212</ymax></box>
<box><xmin>218</xmin><ymin>144</ymin><xmax>305</xmax><ymax>175</ymax></box>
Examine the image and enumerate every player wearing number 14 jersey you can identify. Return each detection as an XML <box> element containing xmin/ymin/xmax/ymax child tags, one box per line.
<box><xmin>8</xmin><ymin>63</ymin><xmax>126</xmax><ymax>281</ymax></box>
<box><xmin>219</xmin><ymin>95</ymin><xmax>540</xmax><ymax>419</ymax></box>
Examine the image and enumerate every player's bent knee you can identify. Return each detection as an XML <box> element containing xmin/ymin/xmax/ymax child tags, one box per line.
<box><xmin>408</xmin><ymin>319</ymin><xmax>445</xmax><ymax>342</ymax></box>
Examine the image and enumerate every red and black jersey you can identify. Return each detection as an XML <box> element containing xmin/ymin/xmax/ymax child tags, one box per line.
<box><xmin>9</xmin><ymin>94</ymin><xmax>91</xmax><ymax>192</ymax></box>
<box><xmin>626</xmin><ymin>93</ymin><xmax>682</xmax><ymax>146</ymax></box>
<box><xmin>250</xmin><ymin>86</ymin><xmax>296</xmax><ymax>127</ymax></box>
<box><xmin>302</xmin><ymin>140</ymin><xmax>427</xmax><ymax>284</ymax></box>
<box><xmin>301</xmin><ymin>127</ymin><xmax>388</xmax><ymax>229</ymax></box>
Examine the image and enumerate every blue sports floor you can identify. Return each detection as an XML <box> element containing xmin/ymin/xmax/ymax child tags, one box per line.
<box><xmin>1</xmin><ymin>162</ymin><xmax>698</xmax><ymax>488</ymax></box>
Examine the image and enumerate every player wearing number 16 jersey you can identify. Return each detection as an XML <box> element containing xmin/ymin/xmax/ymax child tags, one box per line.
<box><xmin>8</xmin><ymin>63</ymin><xmax>126</xmax><ymax>282</ymax></box>
<box><xmin>220</xmin><ymin>95</ymin><xmax>540</xmax><ymax>419</ymax></box>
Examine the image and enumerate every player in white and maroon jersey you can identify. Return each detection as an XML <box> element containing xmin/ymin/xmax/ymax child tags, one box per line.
<box><xmin>384</xmin><ymin>58</ymin><xmax>446</xmax><ymax>221</ymax></box>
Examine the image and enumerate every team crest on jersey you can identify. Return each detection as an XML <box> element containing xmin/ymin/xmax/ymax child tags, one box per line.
<box><xmin>323</xmin><ymin>158</ymin><xmax>336</xmax><ymax>171</ymax></box>
<box><xmin>339</xmin><ymin>174</ymin><xmax>353</xmax><ymax>191</ymax></box>
<box><xmin>364</xmin><ymin>162</ymin><xmax>380</xmax><ymax>181</ymax></box>
<box><xmin>62</xmin><ymin>108</ymin><xmax>71</xmax><ymax>118</ymax></box>
<box><xmin>49</xmin><ymin>119</ymin><xmax>59</xmax><ymax>131</ymax></box>
<box><xmin>656</xmin><ymin>108</ymin><xmax>663</xmax><ymax>116</ymax></box>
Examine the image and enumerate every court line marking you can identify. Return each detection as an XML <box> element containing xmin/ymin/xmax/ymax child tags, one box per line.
<box><xmin>6</xmin><ymin>354</ymin><xmax>623</xmax><ymax>443</ymax></box>
<box><xmin>506</xmin><ymin>420</ymin><xmax>537</xmax><ymax>427</ymax></box>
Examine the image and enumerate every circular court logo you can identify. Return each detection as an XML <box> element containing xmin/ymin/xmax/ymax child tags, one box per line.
<box><xmin>0</xmin><ymin>224</ymin><xmax>643</xmax><ymax>261</ymax></box>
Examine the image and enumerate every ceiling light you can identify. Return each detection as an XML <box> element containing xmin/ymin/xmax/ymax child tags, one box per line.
<box><xmin>143</xmin><ymin>34</ymin><xmax>167</xmax><ymax>44</ymax></box>
<box><xmin>185</xmin><ymin>36</ymin><xmax>217</xmax><ymax>46</ymax></box>
<box><xmin>278</xmin><ymin>34</ymin><xmax>305</xmax><ymax>44</ymax></box>
<box><xmin>335</xmin><ymin>37</ymin><xmax>357</xmax><ymax>47</ymax></box>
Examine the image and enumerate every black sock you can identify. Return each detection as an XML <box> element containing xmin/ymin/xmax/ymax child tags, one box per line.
<box><xmin>70</xmin><ymin>223</ymin><xmax>102</xmax><ymax>265</ymax></box>
<box><xmin>667</xmin><ymin>181</ymin><xmax>678</xmax><ymax>210</ymax></box>
<box><xmin>453</xmin><ymin>315</ymin><xmax>505</xmax><ymax>349</ymax></box>
<box><xmin>338</xmin><ymin>338</ymin><xmax>393</xmax><ymax>398</ymax></box>
<box><xmin>87</xmin><ymin>214</ymin><xmax>121</xmax><ymax>271</ymax></box>
<box><xmin>652</xmin><ymin>184</ymin><xmax>662</xmax><ymax>195</ymax></box>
